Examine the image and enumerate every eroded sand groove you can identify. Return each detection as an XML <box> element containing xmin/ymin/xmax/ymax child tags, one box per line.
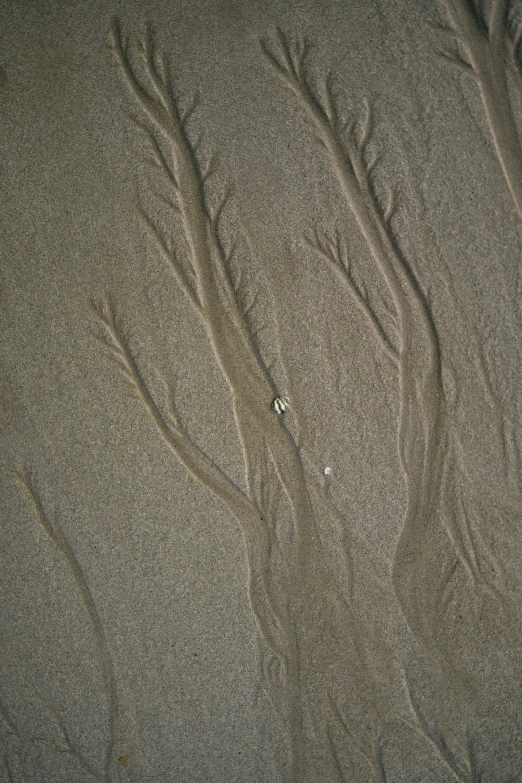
<box><xmin>438</xmin><ymin>0</ymin><xmax>522</xmax><ymax>220</ymax></box>
<box><xmin>263</xmin><ymin>25</ymin><xmax>520</xmax><ymax>652</ymax></box>
<box><xmin>99</xmin><ymin>20</ymin><xmax>401</xmax><ymax>780</ymax></box>
<box><xmin>2</xmin><ymin>470</ymin><xmax>119</xmax><ymax>781</ymax></box>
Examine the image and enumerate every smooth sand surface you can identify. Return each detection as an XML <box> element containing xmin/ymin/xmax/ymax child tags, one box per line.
<box><xmin>1</xmin><ymin>1</ymin><xmax>522</xmax><ymax>780</ymax></box>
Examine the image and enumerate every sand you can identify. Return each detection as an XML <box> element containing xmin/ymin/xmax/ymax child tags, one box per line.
<box><xmin>1</xmin><ymin>1</ymin><xmax>521</xmax><ymax>780</ymax></box>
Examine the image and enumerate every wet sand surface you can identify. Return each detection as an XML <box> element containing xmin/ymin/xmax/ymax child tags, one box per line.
<box><xmin>1</xmin><ymin>1</ymin><xmax>521</xmax><ymax>781</ymax></box>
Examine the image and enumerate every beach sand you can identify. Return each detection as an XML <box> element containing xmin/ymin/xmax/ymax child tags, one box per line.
<box><xmin>1</xmin><ymin>1</ymin><xmax>521</xmax><ymax>780</ymax></box>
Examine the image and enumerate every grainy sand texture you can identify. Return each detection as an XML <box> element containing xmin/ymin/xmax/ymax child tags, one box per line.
<box><xmin>1</xmin><ymin>1</ymin><xmax>522</xmax><ymax>781</ymax></box>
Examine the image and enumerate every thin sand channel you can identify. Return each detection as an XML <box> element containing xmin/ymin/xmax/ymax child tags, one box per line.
<box><xmin>1</xmin><ymin>2</ymin><xmax>521</xmax><ymax>781</ymax></box>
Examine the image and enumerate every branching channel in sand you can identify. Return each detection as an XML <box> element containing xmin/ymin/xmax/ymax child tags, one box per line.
<box><xmin>98</xmin><ymin>18</ymin><xmax>409</xmax><ymax>781</ymax></box>
<box><xmin>261</xmin><ymin>27</ymin><xmax>517</xmax><ymax>658</ymax></box>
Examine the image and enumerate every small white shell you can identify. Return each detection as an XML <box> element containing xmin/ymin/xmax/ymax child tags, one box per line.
<box><xmin>271</xmin><ymin>395</ymin><xmax>289</xmax><ymax>415</ymax></box>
